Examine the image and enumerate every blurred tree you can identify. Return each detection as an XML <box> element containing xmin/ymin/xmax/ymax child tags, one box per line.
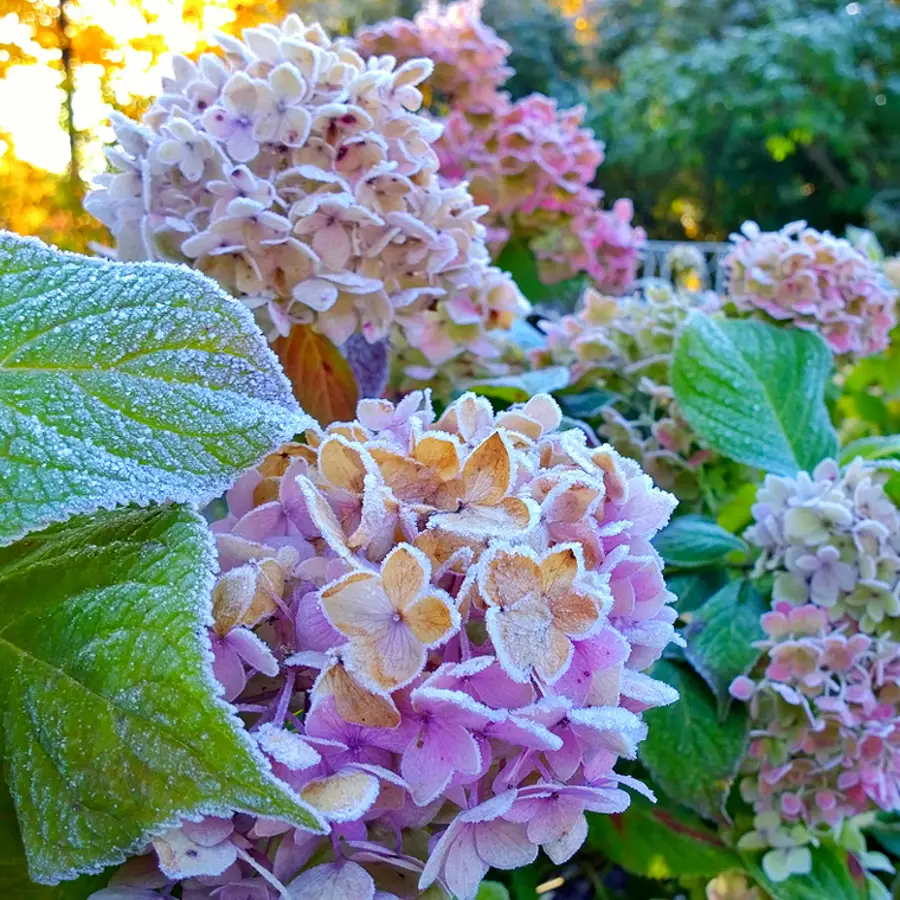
<box><xmin>590</xmin><ymin>0</ymin><xmax>900</xmax><ymax>244</ymax></box>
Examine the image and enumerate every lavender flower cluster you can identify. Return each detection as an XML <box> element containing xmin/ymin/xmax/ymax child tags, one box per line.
<box><xmin>91</xmin><ymin>391</ymin><xmax>679</xmax><ymax>900</ymax></box>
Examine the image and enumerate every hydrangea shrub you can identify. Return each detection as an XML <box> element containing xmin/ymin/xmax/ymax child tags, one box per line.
<box><xmin>731</xmin><ymin>458</ymin><xmax>900</xmax><ymax>881</ymax></box>
<box><xmin>725</xmin><ymin>221</ymin><xmax>898</xmax><ymax>360</ymax></box>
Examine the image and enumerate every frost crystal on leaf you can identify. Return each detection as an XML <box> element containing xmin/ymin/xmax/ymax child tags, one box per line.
<box><xmin>0</xmin><ymin>231</ymin><xmax>307</xmax><ymax>545</ymax></box>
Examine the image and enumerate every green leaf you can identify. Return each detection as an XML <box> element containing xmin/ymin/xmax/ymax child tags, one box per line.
<box><xmin>640</xmin><ymin>660</ymin><xmax>749</xmax><ymax>821</ymax></box>
<box><xmin>556</xmin><ymin>388</ymin><xmax>616</xmax><ymax>421</ymax></box>
<box><xmin>0</xmin><ymin>232</ymin><xmax>306</xmax><ymax>545</ymax></box>
<box><xmin>672</xmin><ymin>314</ymin><xmax>837</xmax><ymax>476</ymax></box>
<box><xmin>461</xmin><ymin>366</ymin><xmax>571</xmax><ymax>404</ymax></box>
<box><xmin>716</xmin><ymin>483</ymin><xmax>759</xmax><ymax>535</ymax></box>
<box><xmin>0</xmin><ymin>504</ymin><xmax>322</xmax><ymax>885</ymax></box>
<box><xmin>667</xmin><ymin>567</ymin><xmax>730</xmax><ymax>614</ymax></box>
<box><xmin>476</xmin><ymin>881</ymin><xmax>512</xmax><ymax>900</ymax></box>
<box><xmin>839</xmin><ymin>435</ymin><xmax>900</xmax><ymax>465</ymax></box>
<box><xmin>653</xmin><ymin>514</ymin><xmax>748</xmax><ymax>569</ymax></box>
<box><xmin>742</xmin><ymin>844</ymin><xmax>866</xmax><ymax>900</ymax></box>
<box><xmin>684</xmin><ymin>580</ymin><xmax>766</xmax><ymax>717</ymax></box>
<box><xmin>0</xmin><ymin>784</ymin><xmax>113</xmax><ymax>898</ymax></box>
<box><xmin>587</xmin><ymin>790</ymin><xmax>739</xmax><ymax>880</ymax></box>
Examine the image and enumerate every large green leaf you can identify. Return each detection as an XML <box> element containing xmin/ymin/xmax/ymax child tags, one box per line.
<box><xmin>640</xmin><ymin>660</ymin><xmax>749</xmax><ymax>821</ymax></box>
<box><xmin>742</xmin><ymin>845</ymin><xmax>866</xmax><ymax>900</ymax></box>
<box><xmin>672</xmin><ymin>314</ymin><xmax>837</xmax><ymax>476</ymax></box>
<box><xmin>653</xmin><ymin>514</ymin><xmax>748</xmax><ymax>569</ymax></box>
<box><xmin>0</xmin><ymin>232</ymin><xmax>306</xmax><ymax>545</ymax></box>
<box><xmin>587</xmin><ymin>790</ymin><xmax>739</xmax><ymax>880</ymax></box>
<box><xmin>0</xmin><ymin>785</ymin><xmax>110</xmax><ymax>898</ymax></box>
<box><xmin>684</xmin><ymin>580</ymin><xmax>766</xmax><ymax>718</ymax></box>
<box><xmin>667</xmin><ymin>568</ymin><xmax>730</xmax><ymax>615</ymax></box>
<box><xmin>0</xmin><ymin>505</ymin><xmax>322</xmax><ymax>885</ymax></box>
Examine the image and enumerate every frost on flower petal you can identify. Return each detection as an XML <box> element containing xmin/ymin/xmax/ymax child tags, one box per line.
<box><xmin>97</xmin><ymin>390</ymin><xmax>679</xmax><ymax>900</ymax></box>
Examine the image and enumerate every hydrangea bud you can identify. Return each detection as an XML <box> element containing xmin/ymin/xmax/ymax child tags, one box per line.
<box><xmin>93</xmin><ymin>391</ymin><xmax>680</xmax><ymax>900</ymax></box>
<box><xmin>725</xmin><ymin>221</ymin><xmax>897</xmax><ymax>360</ymax></box>
<box><xmin>85</xmin><ymin>14</ymin><xmax>527</xmax><ymax>367</ymax></box>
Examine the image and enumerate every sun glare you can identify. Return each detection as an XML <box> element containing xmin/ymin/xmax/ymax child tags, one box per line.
<box><xmin>0</xmin><ymin>0</ymin><xmax>236</xmax><ymax>175</ymax></box>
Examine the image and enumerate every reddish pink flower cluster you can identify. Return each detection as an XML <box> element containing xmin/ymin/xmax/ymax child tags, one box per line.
<box><xmin>725</xmin><ymin>221</ymin><xmax>898</xmax><ymax>360</ymax></box>
<box><xmin>95</xmin><ymin>391</ymin><xmax>679</xmax><ymax>900</ymax></box>
<box><xmin>355</xmin><ymin>0</ymin><xmax>512</xmax><ymax>112</ymax></box>
<box><xmin>356</xmin><ymin>0</ymin><xmax>646</xmax><ymax>295</ymax></box>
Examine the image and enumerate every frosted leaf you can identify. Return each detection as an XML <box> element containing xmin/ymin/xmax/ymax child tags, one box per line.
<box><xmin>0</xmin><ymin>504</ymin><xmax>324</xmax><ymax>886</ymax></box>
<box><xmin>0</xmin><ymin>232</ymin><xmax>308</xmax><ymax>545</ymax></box>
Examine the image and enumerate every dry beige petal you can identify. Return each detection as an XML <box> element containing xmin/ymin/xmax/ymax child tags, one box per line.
<box><xmin>540</xmin><ymin>547</ymin><xmax>579</xmax><ymax>595</ymax></box>
<box><xmin>495</xmin><ymin>411</ymin><xmax>542</xmax><ymax>442</ymax></box>
<box><xmin>483</xmin><ymin>549</ymin><xmax>541</xmax><ymax>610</ymax></box>
<box><xmin>370</xmin><ymin>448</ymin><xmax>438</xmax><ymax>502</ymax></box>
<box><xmin>319</xmin><ymin>436</ymin><xmax>368</xmax><ymax>494</ymax></box>
<box><xmin>591</xmin><ymin>448</ymin><xmax>628</xmax><ymax>504</ymax></box>
<box><xmin>381</xmin><ymin>545</ymin><xmax>428</xmax><ymax>611</ymax></box>
<box><xmin>404</xmin><ymin>593</ymin><xmax>455</xmax><ymax>644</ymax></box>
<box><xmin>258</xmin><ymin>441</ymin><xmax>315</xmax><ymax>477</ymax></box>
<box><xmin>316</xmin><ymin>660</ymin><xmax>401</xmax><ymax>727</ymax></box>
<box><xmin>413</xmin><ymin>434</ymin><xmax>461</xmax><ymax>481</ymax></box>
<box><xmin>550</xmin><ymin>588</ymin><xmax>600</xmax><ymax>636</ymax></box>
<box><xmin>461</xmin><ymin>432</ymin><xmax>511</xmax><ymax>505</ymax></box>
<box><xmin>212</xmin><ymin>565</ymin><xmax>257</xmax><ymax>636</ymax></box>
<box><xmin>252</xmin><ymin>476</ymin><xmax>281</xmax><ymax>507</ymax></box>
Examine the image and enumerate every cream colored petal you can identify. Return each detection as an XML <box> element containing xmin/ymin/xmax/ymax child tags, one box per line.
<box><xmin>486</xmin><ymin>597</ymin><xmax>553</xmax><ymax>683</ymax></box>
<box><xmin>347</xmin><ymin>626</ymin><xmax>426</xmax><ymax>691</ymax></box>
<box><xmin>495</xmin><ymin>411</ymin><xmax>542</xmax><ymax>441</ymax></box>
<box><xmin>428</xmin><ymin>495</ymin><xmax>537</xmax><ymax>539</ymax></box>
<box><xmin>461</xmin><ymin>431</ymin><xmax>512</xmax><ymax>505</ymax></box>
<box><xmin>523</xmin><ymin>394</ymin><xmax>562</xmax><ymax>432</ymax></box>
<box><xmin>534</xmin><ymin>627</ymin><xmax>575</xmax><ymax>683</ymax></box>
<box><xmin>301</xmin><ymin>770</ymin><xmax>380</xmax><ymax>822</ymax></box>
<box><xmin>212</xmin><ymin>565</ymin><xmax>256</xmax><ymax>636</ymax></box>
<box><xmin>320</xmin><ymin>571</ymin><xmax>392</xmax><ymax>638</ymax></box>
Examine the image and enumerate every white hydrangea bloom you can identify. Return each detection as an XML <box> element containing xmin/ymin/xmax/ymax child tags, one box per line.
<box><xmin>86</xmin><ymin>15</ymin><xmax>527</xmax><ymax>358</ymax></box>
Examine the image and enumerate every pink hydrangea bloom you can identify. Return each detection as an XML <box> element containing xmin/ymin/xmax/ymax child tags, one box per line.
<box><xmin>725</xmin><ymin>221</ymin><xmax>897</xmax><ymax>360</ymax></box>
<box><xmin>356</xmin><ymin>0</ymin><xmax>512</xmax><ymax>113</ymax></box>
<box><xmin>732</xmin><ymin>457</ymin><xmax>900</xmax><ymax>881</ymax></box>
<box><xmin>355</xmin><ymin>1</ymin><xmax>646</xmax><ymax>296</ymax></box>
<box><xmin>85</xmin><ymin>15</ymin><xmax>527</xmax><ymax>367</ymax></box>
<box><xmin>92</xmin><ymin>391</ymin><xmax>679</xmax><ymax>900</ymax></box>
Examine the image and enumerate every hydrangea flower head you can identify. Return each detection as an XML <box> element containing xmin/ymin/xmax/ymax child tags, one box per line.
<box><xmin>725</xmin><ymin>221</ymin><xmax>897</xmax><ymax>359</ymax></box>
<box><xmin>533</xmin><ymin>281</ymin><xmax>727</xmax><ymax>499</ymax></box>
<box><xmin>355</xmin><ymin>0</ymin><xmax>512</xmax><ymax>112</ymax></box>
<box><xmin>732</xmin><ymin>457</ymin><xmax>900</xmax><ymax>881</ymax></box>
<box><xmin>85</xmin><ymin>14</ymin><xmax>527</xmax><ymax>366</ymax></box>
<box><xmin>746</xmin><ymin>458</ymin><xmax>900</xmax><ymax>634</ymax></box>
<box><xmin>355</xmin><ymin>1</ymin><xmax>646</xmax><ymax>296</ymax></box>
<box><xmin>91</xmin><ymin>391</ymin><xmax>680</xmax><ymax>900</ymax></box>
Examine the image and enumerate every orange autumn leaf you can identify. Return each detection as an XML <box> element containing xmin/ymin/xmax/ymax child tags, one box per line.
<box><xmin>274</xmin><ymin>324</ymin><xmax>359</xmax><ymax>427</ymax></box>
